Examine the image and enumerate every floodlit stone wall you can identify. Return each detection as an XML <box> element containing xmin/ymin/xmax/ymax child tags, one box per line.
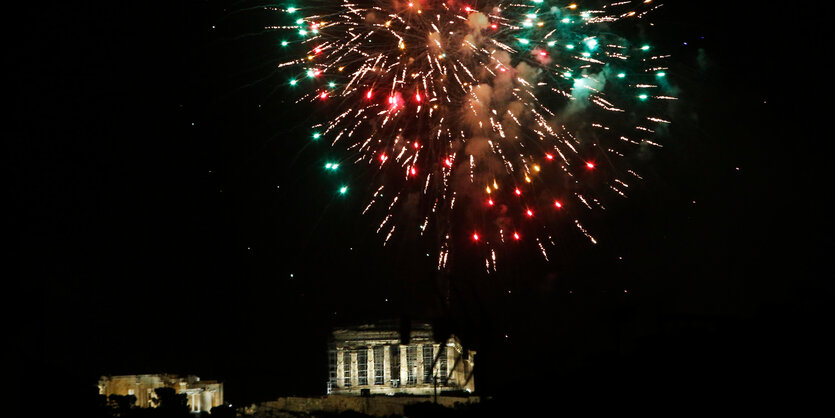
<box><xmin>259</xmin><ymin>395</ymin><xmax>480</xmax><ymax>417</ymax></box>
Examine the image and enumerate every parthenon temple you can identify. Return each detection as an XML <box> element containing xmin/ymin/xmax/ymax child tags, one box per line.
<box><xmin>328</xmin><ymin>320</ymin><xmax>475</xmax><ymax>395</ymax></box>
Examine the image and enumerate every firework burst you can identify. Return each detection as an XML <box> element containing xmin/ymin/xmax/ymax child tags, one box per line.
<box><xmin>270</xmin><ymin>0</ymin><xmax>676</xmax><ymax>272</ymax></box>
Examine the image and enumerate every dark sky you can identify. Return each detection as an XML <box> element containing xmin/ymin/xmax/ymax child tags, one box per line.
<box><xmin>12</xmin><ymin>0</ymin><xmax>831</xmax><ymax>411</ymax></box>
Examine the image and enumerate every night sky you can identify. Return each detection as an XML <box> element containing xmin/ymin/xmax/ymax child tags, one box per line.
<box><xmin>12</xmin><ymin>1</ymin><xmax>832</xmax><ymax>412</ymax></box>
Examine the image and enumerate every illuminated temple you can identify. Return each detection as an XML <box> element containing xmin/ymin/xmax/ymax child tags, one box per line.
<box><xmin>327</xmin><ymin>321</ymin><xmax>475</xmax><ymax>395</ymax></box>
<box><xmin>97</xmin><ymin>374</ymin><xmax>223</xmax><ymax>413</ymax></box>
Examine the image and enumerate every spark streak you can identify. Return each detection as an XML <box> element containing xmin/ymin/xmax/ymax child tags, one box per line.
<box><xmin>272</xmin><ymin>0</ymin><xmax>676</xmax><ymax>267</ymax></box>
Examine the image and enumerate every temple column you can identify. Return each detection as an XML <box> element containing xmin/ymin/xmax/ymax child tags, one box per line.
<box><xmin>382</xmin><ymin>345</ymin><xmax>391</xmax><ymax>385</ymax></box>
<box><xmin>416</xmin><ymin>343</ymin><xmax>424</xmax><ymax>384</ymax></box>
<box><xmin>433</xmin><ymin>344</ymin><xmax>441</xmax><ymax>381</ymax></box>
<box><xmin>365</xmin><ymin>347</ymin><xmax>374</xmax><ymax>386</ymax></box>
<box><xmin>336</xmin><ymin>347</ymin><xmax>345</xmax><ymax>388</ymax></box>
<box><xmin>350</xmin><ymin>351</ymin><xmax>359</xmax><ymax>387</ymax></box>
<box><xmin>400</xmin><ymin>345</ymin><xmax>408</xmax><ymax>385</ymax></box>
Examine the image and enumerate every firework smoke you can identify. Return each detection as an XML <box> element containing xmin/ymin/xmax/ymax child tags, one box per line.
<box><xmin>271</xmin><ymin>0</ymin><xmax>677</xmax><ymax>271</ymax></box>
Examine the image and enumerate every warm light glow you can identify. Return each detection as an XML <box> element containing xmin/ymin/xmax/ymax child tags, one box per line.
<box><xmin>388</xmin><ymin>94</ymin><xmax>403</xmax><ymax>108</ymax></box>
